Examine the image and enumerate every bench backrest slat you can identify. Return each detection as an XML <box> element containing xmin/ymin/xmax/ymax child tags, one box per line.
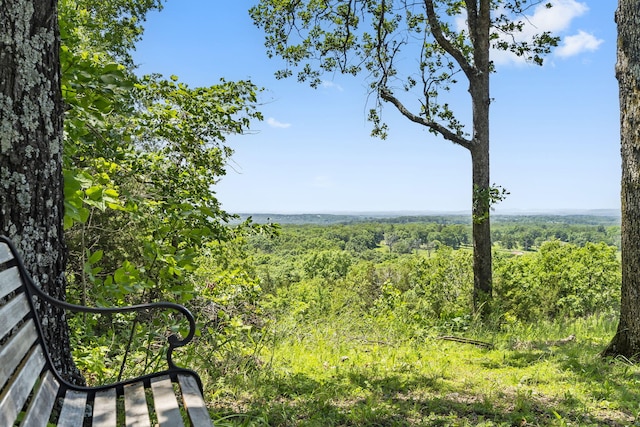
<box><xmin>0</xmin><ymin>241</ymin><xmax>13</xmax><ymax>265</ymax></box>
<box><xmin>0</xmin><ymin>346</ymin><xmax>46</xmax><ymax>426</ymax></box>
<box><xmin>151</xmin><ymin>376</ymin><xmax>184</xmax><ymax>427</ymax></box>
<box><xmin>58</xmin><ymin>390</ymin><xmax>88</xmax><ymax>426</ymax></box>
<box><xmin>0</xmin><ymin>265</ymin><xmax>22</xmax><ymax>299</ymax></box>
<box><xmin>177</xmin><ymin>374</ymin><xmax>214</xmax><ymax>427</ymax></box>
<box><xmin>0</xmin><ymin>291</ymin><xmax>31</xmax><ymax>340</ymax></box>
<box><xmin>92</xmin><ymin>388</ymin><xmax>117</xmax><ymax>427</ymax></box>
<box><xmin>0</xmin><ymin>319</ymin><xmax>39</xmax><ymax>386</ymax></box>
<box><xmin>20</xmin><ymin>370</ymin><xmax>60</xmax><ymax>427</ymax></box>
<box><xmin>124</xmin><ymin>381</ymin><xmax>151</xmax><ymax>427</ymax></box>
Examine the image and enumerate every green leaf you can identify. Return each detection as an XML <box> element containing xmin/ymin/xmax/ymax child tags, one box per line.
<box><xmin>79</xmin><ymin>207</ymin><xmax>90</xmax><ymax>223</ymax></box>
<box><xmin>113</xmin><ymin>268</ymin><xmax>126</xmax><ymax>284</ymax></box>
<box><xmin>87</xmin><ymin>249</ymin><xmax>104</xmax><ymax>264</ymax></box>
<box><xmin>63</xmin><ymin>170</ymin><xmax>82</xmax><ymax>194</ymax></box>
<box><xmin>85</xmin><ymin>186</ymin><xmax>104</xmax><ymax>201</ymax></box>
<box><xmin>63</xmin><ymin>214</ymin><xmax>74</xmax><ymax>230</ymax></box>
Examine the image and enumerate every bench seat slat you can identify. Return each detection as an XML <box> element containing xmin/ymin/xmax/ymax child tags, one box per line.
<box><xmin>92</xmin><ymin>388</ymin><xmax>117</xmax><ymax>427</ymax></box>
<box><xmin>151</xmin><ymin>376</ymin><xmax>184</xmax><ymax>427</ymax></box>
<box><xmin>178</xmin><ymin>374</ymin><xmax>213</xmax><ymax>427</ymax></box>
<box><xmin>124</xmin><ymin>381</ymin><xmax>151</xmax><ymax>427</ymax></box>
<box><xmin>0</xmin><ymin>346</ymin><xmax>46</xmax><ymax>426</ymax></box>
<box><xmin>20</xmin><ymin>370</ymin><xmax>60</xmax><ymax>427</ymax></box>
<box><xmin>58</xmin><ymin>390</ymin><xmax>88</xmax><ymax>427</ymax></box>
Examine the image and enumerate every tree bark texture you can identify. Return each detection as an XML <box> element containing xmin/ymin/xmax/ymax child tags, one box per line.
<box><xmin>0</xmin><ymin>0</ymin><xmax>83</xmax><ymax>383</ymax></box>
<box><xmin>604</xmin><ymin>0</ymin><xmax>640</xmax><ymax>360</ymax></box>
<box><xmin>471</xmin><ymin>145</ymin><xmax>492</xmax><ymax>314</ymax></box>
<box><xmin>469</xmin><ymin>0</ymin><xmax>493</xmax><ymax>316</ymax></box>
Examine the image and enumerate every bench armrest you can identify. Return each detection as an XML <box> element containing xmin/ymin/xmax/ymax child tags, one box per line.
<box><xmin>1</xmin><ymin>235</ymin><xmax>196</xmax><ymax>371</ymax></box>
<box><xmin>33</xmin><ymin>289</ymin><xmax>197</xmax><ymax>370</ymax></box>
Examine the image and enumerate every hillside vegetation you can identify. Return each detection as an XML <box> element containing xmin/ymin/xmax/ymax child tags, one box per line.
<box><xmin>70</xmin><ymin>215</ymin><xmax>638</xmax><ymax>426</ymax></box>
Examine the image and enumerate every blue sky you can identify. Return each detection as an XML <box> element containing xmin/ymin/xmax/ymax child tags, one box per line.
<box><xmin>135</xmin><ymin>1</ymin><xmax>619</xmax><ymax>214</ymax></box>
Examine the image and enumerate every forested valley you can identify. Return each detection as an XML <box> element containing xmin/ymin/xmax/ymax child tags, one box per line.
<box><xmin>68</xmin><ymin>209</ymin><xmax>637</xmax><ymax>425</ymax></box>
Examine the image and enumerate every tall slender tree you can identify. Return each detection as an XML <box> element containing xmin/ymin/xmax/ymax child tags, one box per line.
<box><xmin>603</xmin><ymin>0</ymin><xmax>640</xmax><ymax>360</ymax></box>
<box><xmin>0</xmin><ymin>0</ymin><xmax>82</xmax><ymax>382</ymax></box>
<box><xmin>250</xmin><ymin>0</ymin><xmax>556</xmax><ymax>315</ymax></box>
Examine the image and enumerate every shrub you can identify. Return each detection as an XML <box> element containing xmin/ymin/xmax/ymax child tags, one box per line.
<box><xmin>494</xmin><ymin>241</ymin><xmax>621</xmax><ymax>322</ymax></box>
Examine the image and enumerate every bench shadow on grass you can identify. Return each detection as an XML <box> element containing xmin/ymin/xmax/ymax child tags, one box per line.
<box><xmin>212</xmin><ymin>351</ymin><xmax>636</xmax><ymax>427</ymax></box>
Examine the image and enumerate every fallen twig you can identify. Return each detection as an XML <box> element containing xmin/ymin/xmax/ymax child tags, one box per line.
<box><xmin>437</xmin><ymin>336</ymin><xmax>494</xmax><ymax>349</ymax></box>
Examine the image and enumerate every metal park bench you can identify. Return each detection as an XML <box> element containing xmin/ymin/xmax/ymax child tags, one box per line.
<box><xmin>0</xmin><ymin>236</ymin><xmax>213</xmax><ymax>426</ymax></box>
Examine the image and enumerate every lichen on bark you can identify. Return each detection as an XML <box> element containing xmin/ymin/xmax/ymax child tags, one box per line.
<box><xmin>0</xmin><ymin>0</ymin><xmax>83</xmax><ymax>384</ymax></box>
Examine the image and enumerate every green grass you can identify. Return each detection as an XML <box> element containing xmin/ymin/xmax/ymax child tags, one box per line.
<box><xmin>205</xmin><ymin>315</ymin><xmax>640</xmax><ymax>426</ymax></box>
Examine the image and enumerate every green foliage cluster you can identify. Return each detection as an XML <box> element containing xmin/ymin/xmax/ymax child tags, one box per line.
<box><xmin>58</xmin><ymin>0</ymin><xmax>277</xmax><ymax>383</ymax></box>
<box><xmin>494</xmin><ymin>241</ymin><xmax>621</xmax><ymax>321</ymax></box>
<box><xmin>249</xmin><ymin>0</ymin><xmax>558</xmax><ymax>139</ymax></box>
<box><xmin>249</xmin><ymin>220</ymin><xmax>621</xmax><ymax>335</ymax></box>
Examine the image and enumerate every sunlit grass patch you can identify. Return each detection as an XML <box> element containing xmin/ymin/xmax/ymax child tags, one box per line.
<box><xmin>209</xmin><ymin>314</ymin><xmax>639</xmax><ymax>426</ymax></box>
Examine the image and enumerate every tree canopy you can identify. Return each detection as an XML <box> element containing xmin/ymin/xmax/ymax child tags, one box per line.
<box><xmin>250</xmin><ymin>0</ymin><xmax>558</xmax><ymax>314</ymax></box>
<box><xmin>58</xmin><ymin>0</ymin><xmax>276</xmax><ymax>309</ymax></box>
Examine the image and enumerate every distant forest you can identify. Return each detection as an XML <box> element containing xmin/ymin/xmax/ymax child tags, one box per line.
<box><xmin>238</xmin><ymin>213</ymin><xmax>621</xmax><ymax>253</ymax></box>
<box><xmin>236</xmin><ymin>212</ymin><xmax>621</xmax><ymax>226</ymax></box>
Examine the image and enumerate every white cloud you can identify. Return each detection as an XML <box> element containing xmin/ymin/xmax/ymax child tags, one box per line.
<box><xmin>555</xmin><ymin>30</ymin><xmax>603</xmax><ymax>58</ymax></box>
<box><xmin>490</xmin><ymin>0</ymin><xmax>598</xmax><ymax>66</ymax></box>
<box><xmin>267</xmin><ymin>117</ymin><xmax>292</xmax><ymax>129</ymax></box>
<box><xmin>526</xmin><ymin>0</ymin><xmax>588</xmax><ymax>34</ymax></box>
<box><xmin>321</xmin><ymin>80</ymin><xmax>344</xmax><ymax>91</ymax></box>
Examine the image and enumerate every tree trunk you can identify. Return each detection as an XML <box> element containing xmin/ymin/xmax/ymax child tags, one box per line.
<box><xmin>469</xmin><ymin>2</ymin><xmax>493</xmax><ymax>317</ymax></box>
<box><xmin>0</xmin><ymin>0</ymin><xmax>83</xmax><ymax>383</ymax></box>
<box><xmin>603</xmin><ymin>0</ymin><xmax>640</xmax><ymax>360</ymax></box>
<box><xmin>471</xmin><ymin>145</ymin><xmax>492</xmax><ymax>316</ymax></box>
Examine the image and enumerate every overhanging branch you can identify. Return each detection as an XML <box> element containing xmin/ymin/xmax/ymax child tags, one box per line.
<box><xmin>424</xmin><ymin>0</ymin><xmax>475</xmax><ymax>79</ymax></box>
<box><xmin>380</xmin><ymin>88</ymin><xmax>473</xmax><ymax>150</ymax></box>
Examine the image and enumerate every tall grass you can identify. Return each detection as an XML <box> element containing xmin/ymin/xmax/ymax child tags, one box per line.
<box><xmin>191</xmin><ymin>239</ymin><xmax>631</xmax><ymax>425</ymax></box>
<box><xmin>207</xmin><ymin>312</ymin><xmax>639</xmax><ymax>426</ymax></box>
